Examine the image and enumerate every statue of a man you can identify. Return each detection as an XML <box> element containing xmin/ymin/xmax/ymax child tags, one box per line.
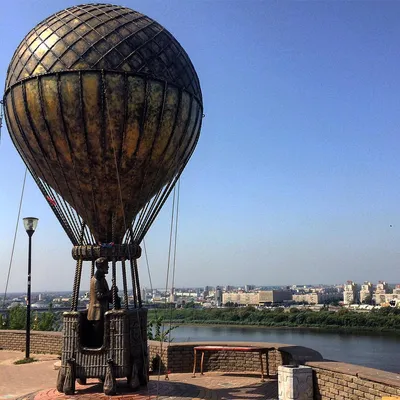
<box><xmin>87</xmin><ymin>257</ymin><xmax>120</xmax><ymax>345</ymax></box>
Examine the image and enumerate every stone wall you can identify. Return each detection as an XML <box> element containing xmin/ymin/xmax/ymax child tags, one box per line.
<box><xmin>307</xmin><ymin>361</ymin><xmax>400</xmax><ymax>400</ymax></box>
<box><xmin>147</xmin><ymin>340</ymin><xmax>323</xmax><ymax>375</ymax></box>
<box><xmin>0</xmin><ymin>330</ymin><xmax>62</xmax><ymax>355</ymax></box>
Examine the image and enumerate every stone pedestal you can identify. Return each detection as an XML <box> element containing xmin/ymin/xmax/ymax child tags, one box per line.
<box><xmin>278</xmin><ymin>365</ymin><xmax>313</xmax><ymax>400</ymax></box>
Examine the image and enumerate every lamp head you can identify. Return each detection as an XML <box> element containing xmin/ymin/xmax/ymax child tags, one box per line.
<box><xmin>23</xmin><ymin>217</ymin><xmax>39</xmax><ymax>237</ymax></box>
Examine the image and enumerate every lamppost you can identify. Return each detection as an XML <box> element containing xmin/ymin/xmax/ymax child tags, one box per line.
<box><xmin>22</xmin><ymin>217</ymin><xmax>38</xmax><ymax>359</ymax></box>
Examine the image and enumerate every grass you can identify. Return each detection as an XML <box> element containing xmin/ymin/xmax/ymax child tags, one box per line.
<box><xmin>14</xmin><ymin>357</ymin><xmax>37</xmax><ymax>365</ymax></box>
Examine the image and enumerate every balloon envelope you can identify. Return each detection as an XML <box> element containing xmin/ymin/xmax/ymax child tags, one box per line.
<box><xmin>4</xmin><ymin>4</ymin><xmax>203</xmax><ymax>243</ymax></box>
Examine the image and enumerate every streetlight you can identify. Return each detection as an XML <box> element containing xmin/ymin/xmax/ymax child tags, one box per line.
<box><xmin>22</xmin><ymin>217</ymin><xmax>38</xmax><ymax>359</ymax></box>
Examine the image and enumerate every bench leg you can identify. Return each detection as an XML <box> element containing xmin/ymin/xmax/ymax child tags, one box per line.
<box><xmin>200</xmin><ymin>351</ymin><xmax>205</xmax><ymax>375</ymax></box>
<box><xmin>265</xmin><ymin>351</ymin><xmax>270</xmax><ymax>377</ymax></box>
<box><xmin>192</xmin><ymin>349</ymin><xmax>197</xmax><ymax>378</ymax></box>
<box><xmin>259</xmin><ymin>352</ymin><xmax>265</xmax><ymax>382</ymax></box>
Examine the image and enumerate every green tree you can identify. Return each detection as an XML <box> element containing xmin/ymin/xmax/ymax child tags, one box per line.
<box><xmin>183</xmin><ymin>300</ymin><xmax>195</xmax><ymax>309</ymax></box>
<box><xmin>147</xmin><ymin>316</ymin><xmax>177</xmax><ymax>342</ymax></box>
<box><xmin>36</xmin><ymin>312</ymin><xmax>55</xmax><ymax>331</ymax></box>
<box><xmin>8</xmin><ymin>305</ymin><xmax>27</xmax><ymax>330</ymax></box>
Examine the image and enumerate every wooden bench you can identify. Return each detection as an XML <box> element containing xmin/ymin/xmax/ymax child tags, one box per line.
<box><xmin>192</xmin><ymin>345</ymin><xmax>272</xmax><ymax>382</ymax></box>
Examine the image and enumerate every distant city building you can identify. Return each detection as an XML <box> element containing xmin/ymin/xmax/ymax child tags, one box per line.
<box><xmin>343</xmin><ymin>281</ymin><xmax>359</xmax><ymax>304</ymax></box>
<box><xmin>31</xmin><ymin>302</ymin><xmax>49</xmax><ymax>309</ymax></box>
<box><xmin>292</xmin><ymin>293</ymin><xmax>318</xmax><ymax>304</ymax></box>
<box><xmin>373</xmin><ymin>281</ymin><xmax>389</xmax><ymax>305</ymax></box>
<box><xmin>175</xmin><ymin>291</ymin><xmax>197</xmax><ymax>298</ymax></box>
<box><xmin>393</xmin><ymin>285</ymin><xmax>400</xmax><ymax>295</ymax></box>
<box><xmin>258</xmin><ymin>290</ymin><xmax>292</xmax><ymax>304</ymax></box>
<box><xmin>375</xmin><ymin>284</ymin><xmax>400</xmax><ymax>306</ymax></box>
<box><xmin>292</xmin><ymin>292</ymin><xmax>340</xmax><ymax>304</ymax></box>
<box><xmin>222</xmin><ymin>292</ymin><xmax>258</xmax><ymax>306</ymax></box>
<box><xmin>215</xmin><ymin>286</ymin><xmax>223</xmax><ymax>307</ymax></box>
<box><xmin>169</xmin><ymin>287</ymin><xmax>176</xmax><ymax>303</ymax></box>
<box><xmin>244</xmin><ymin>285</ymin><xmax>255</xmax><ymax>292</ymax></box>
<box><xmin>222</xmin><ymin>290</ymin><xmax>292</xmax><ymax>306</ymax></box>
<box><xmin>359</xmin><ymin>282</ymin><xmax>373</xmax><ymax>304</ymax></box>
<box><xmin>376</xmin><ymin>281</ymin><xmax>389</xmax><ymax>293</ymax></box>
<box><xmin>222</xmin><ymin>292</ymin><xmax>241</xmax><ymax>305</ymax></box>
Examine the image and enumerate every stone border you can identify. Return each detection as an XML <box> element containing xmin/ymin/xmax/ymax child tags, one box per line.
<box><xmin>307</xmin><ymin>361</ymin><xmax>400</xmax><ymax>399</ymax></box>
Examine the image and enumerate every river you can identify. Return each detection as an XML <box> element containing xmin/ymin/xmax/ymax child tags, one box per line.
<box><xmin>171</xmin><ymin>325</ymin><xmax>400</xmax><ymax>373</ymax></box>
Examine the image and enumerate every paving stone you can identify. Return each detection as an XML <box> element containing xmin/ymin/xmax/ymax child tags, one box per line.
<box><xmin>15</xmin><ymin>373</ymin><xmax>278</xmax><ymax>400</ymax></box>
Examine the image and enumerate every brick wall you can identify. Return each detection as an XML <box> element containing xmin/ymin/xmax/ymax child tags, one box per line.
<box><xmin>307</xmin><ymin>361</ymin><xmax>400</xmax><ymax>400</ymax></box>
<box><xmin>148</xmin><ymin>341</ymin><xmax>279</xmax><ymax>373</ymax></box>
<box><xmin>147</xmin><ymin>341</ymin><xmax>321</xmax><ymax>375</ymax></box>
<box><xmin>0</xmin><ymin>330</ymin><xmax>62</xmax><ymax>355</ymax></box>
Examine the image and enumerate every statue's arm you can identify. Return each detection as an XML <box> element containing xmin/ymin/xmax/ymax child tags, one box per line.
<box><xmin>95</xmin><ymin>279</ymin><xmax>112</xmax><ymax>300</ymax></box>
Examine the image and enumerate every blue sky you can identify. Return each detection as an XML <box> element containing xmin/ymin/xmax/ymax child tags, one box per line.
<box><xmin>1</xmin><ymin>0</ymin><xmax>400</xmax><ymax>292</ymax></box>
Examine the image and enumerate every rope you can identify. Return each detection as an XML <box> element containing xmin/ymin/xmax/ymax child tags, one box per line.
<box><xmin>168</xmin><ymin>179</ymin><xmax>180</xmax><ymax>345</ymax></box>
<box><xmin>121</xmin><ymin>258</ymin><xmax>129</xmax><ymax>309</ymax></box>
<box><xmin>71</xmin><ymin>222</ymin><xmax>85</xmax><ymax>310</ymax></box>
<box><xmin>134</xmin><ymin>258</ymin><xmax>142</xmax><ymax>307</ymax></box>
<box><xmin>142</xmin><ymin>238</ymin><xmax>160</xmax><ymax>352</ymax></box>
<box><xmin>71</xmin><ymin>258</ymin><xmax>83</xmax><ymax>311</ymax></box>
<box><xmin>158</xmin><ymin>185</ymin><xmax>177</xmax><ymax>383</ymax></box>
<box><xmin>0</xmin><ymin>100</ymin><xmax>3</xmax><ymax>145</ymax></box>
<box><xmin>111</xmin><ymin>212</ymin><xmax>117</xmax><ymax>309</ymax></box>
<box><xmin>90</xmin><ymin>260</ymin><xmax>95</xmax><ymax>278</ymax></box>
<box><xmin>2</xmin><ymin>168</ymin><xmax>27</xmax><ymax>308</ymax></box>
<box><xmin>143</xmin><ymin>239</ymin><xmax>154</xmax><ymax>309</ymax></box>
<box><xmin>112</xmin><ymin>257</ymin><xmax>117</xmax><ymax>309</ymax></box>
<box><xmin>129</xmin><ymin>257</ymin><xmax>138</xmax><ymax>308</ymax></box>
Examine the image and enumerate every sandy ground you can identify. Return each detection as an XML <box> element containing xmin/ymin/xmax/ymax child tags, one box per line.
<box><xmin>0</xmin><ymin>351</ymin><xmax>59</xmax><ymax>399</ymax></box>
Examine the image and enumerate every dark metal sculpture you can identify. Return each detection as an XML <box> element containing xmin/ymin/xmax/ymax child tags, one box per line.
<box><xmin>4</xmin><ymin>3</ymin><xmax>202</xmax><ymax>395</ymax></box>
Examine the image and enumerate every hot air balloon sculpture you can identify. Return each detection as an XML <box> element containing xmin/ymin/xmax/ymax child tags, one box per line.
<box><xmin>4</xmin><ymin>3</ymin><xmax>202</xmax><ymax>395</ymax></box>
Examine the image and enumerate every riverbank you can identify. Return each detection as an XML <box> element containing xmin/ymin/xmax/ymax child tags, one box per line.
<box><xmin>164</xmin><ymin>320</ymin><xmax>400</xmax><ymax>335</ymax></box>
<box><xmin>148</xmin><ymin>306</ymin><xmax>400</xmax><ymax>335</ymax></box>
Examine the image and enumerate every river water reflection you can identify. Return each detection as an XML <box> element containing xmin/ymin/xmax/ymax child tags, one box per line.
<box><xmin>172</xmin><ymin>325</ymin><xmax>400</xmax><ymax>373</ymax></box>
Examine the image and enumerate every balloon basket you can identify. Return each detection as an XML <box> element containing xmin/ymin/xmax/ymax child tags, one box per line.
<box><xmin>57</xmin><ymin>309</ymin><xmax>148</xmax><ymax>395</ymax></box>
